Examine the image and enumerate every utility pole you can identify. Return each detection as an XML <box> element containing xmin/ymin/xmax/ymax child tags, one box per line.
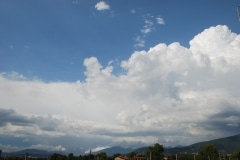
<box><xmin>25</xmin><ymin>153</ymin><xmax>28</xmax><ymax>160</ymax></box>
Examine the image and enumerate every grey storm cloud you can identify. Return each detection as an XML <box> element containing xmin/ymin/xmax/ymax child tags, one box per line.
<box><xmin>0</xmin><ymin>108</ymin><xmax>60</xmax><ymax>131</ymax></box>
<box><xmin>0</xmin><ymin>108</ymin><xmax>32</xmax><ymax>127</ymax></box>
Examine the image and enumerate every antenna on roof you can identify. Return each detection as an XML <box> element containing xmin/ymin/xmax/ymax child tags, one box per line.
<box><xmin>238</xmin><ymin>5</ymin><xmax>240</xmax><ymax>21</ymax></box>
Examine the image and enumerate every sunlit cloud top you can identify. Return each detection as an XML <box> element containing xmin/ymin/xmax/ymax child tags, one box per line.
<box><xmin>0</xmin><ymin>0</ymin><xmax>239</xmax><ymax>155</ymax></box>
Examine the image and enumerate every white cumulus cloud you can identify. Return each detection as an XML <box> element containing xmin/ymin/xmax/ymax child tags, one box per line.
<box><xmin>95</xmin><ymin>1</ymin><xmax>110</xmax><ymax>11</ymax></box>
<box><xmin>0</xmin><ymin>25</ymin><xmax>240</xmax><ymax>152</ymax></box>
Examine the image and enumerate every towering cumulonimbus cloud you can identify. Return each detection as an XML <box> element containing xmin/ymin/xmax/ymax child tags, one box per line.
<box><xmin>0</xmin><ymin>25</ymin><xmax>239</xmax><ymax>152</ymax></box>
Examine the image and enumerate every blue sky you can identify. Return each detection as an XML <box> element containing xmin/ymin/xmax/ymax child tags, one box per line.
<box><xmin>0</xmin><ymin>0</ymin><xmax>240</xmax><ymax>155</ymax></box>
<box><xmin>1</xmin><ymin>0</ymin><xmax>239</xmax><ymax>81</ymax></box>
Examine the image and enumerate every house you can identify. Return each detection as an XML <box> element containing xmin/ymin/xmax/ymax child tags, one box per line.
<box><xmin>115</xmin><ymin>155</ymin><xmax>144</xmax><ymax>160</ymax></box>
<box><xmin>163</xmin><ymin>154</ymin><xmax>172</xmax><ymax>160</ymax></box>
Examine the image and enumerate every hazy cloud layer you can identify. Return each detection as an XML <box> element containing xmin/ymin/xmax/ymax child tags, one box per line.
<box><xmin>0</xmin><ymin>25</ymin><xmax>240</xmax><ymax>153</ymax></box>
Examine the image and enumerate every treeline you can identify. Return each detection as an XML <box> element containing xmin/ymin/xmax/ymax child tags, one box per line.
<box><xmin>1</xmin><ymin>144</ymin><xmax>240</xmax><ymax>160</ymax></box>
<box><xmin>0</xmin><ymin>152</ymin><xmax>118</xmax><ymax>160</ymax></box>
<box><xmin>170</xmin><ymin>144</ymin><xmax>240</xmax><ymax>160</ymax></box>
<box><xmin>49</xmin><ymin>152</ymin><xmax>115</xmax><ymax>160</ymax></box>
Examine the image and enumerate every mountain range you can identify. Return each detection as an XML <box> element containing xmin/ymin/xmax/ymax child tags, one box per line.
<box><xmin>1</xmin><ymin>134</ymin><xmax>239</xmax><ymax>157</ymax></box>
<box><xmin>164</xmin><ymin>133</ymin><xmax>240</xmax><ymax>154</ymax></box>
<box><xmin>98</xmin><ymin>134</ymin><xmax>240</xmax><ymax>156</ymax></box>
<box><xmin>1</xmin><ymin>149</ymin><xmax>63</xmax><ymax>158</ymax></box>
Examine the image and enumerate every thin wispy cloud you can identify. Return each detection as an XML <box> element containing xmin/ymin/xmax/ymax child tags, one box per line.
<box><xmin>131</xmin><ymin>9</ymin><xmax>136</xmax><ymax>14</ymax></box>
<box><xmin>134</xmin><ymin>14</ymin><xmax>165</xmax><ymax>48</ymax></box>
<box><xmin>134</xmin><ymin>36</ymin><xmax>145</xmax><ymax>47</ymax></box>
<box><xmin>72</xmin><ymin>0</ymin><xmax>80</xmax><ymax>5</ymax></box>
<box><xmin>141</xmin><ymin>14</ymin><xmax>155</xmax><ymax>35</ymax></box>
<box><xmin>156</xmin><ymin>17</ymin><xmax>165</xmax><ymax>25</ymax></box>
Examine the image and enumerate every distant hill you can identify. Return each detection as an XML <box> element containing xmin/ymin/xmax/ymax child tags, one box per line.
<box><xmin>129</xmin><ymin>134</ymin><xmax>240</xmax><ymax>155</ymax></box>
<box><xmin>2</xmin><ymin>134</ymin><xmax>239</xmax><ymax>157</ymax></box>
<box><xmin>2</xmin><ymin>149</ymin><xmax>63</xmax><ymax>158</ymax></box>
<box><xmin>163</xmin><ymin>133</ymin><xmax>240</xmax><ymax>154</ymax></box>
<box><xmin>94</xmin><ymin>146</ymin><xmax>135</xmax><ymax>156</ymax></box>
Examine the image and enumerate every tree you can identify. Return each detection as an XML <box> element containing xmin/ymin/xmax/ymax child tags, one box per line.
<box><xmin>230</xmin><ymin>151</ymin><xmax>240</xmax><ymax>160</ymax></box>
<box><xmin>198</xmin><ymin>144</ymin><xmax>219</xmax><ymax>160</ymax></box>
<box><xmin>177</xmin><ymin>153</ymin><xmax>194</xmax><ymax>160</ymax></box>
<box><xmin>96</xmin><ymin>152</ymin><xmax>107</xmax><ymax>160</ymax></box>
<box><xmin>113</xmin><ymin>153</ymin><xmax>121</xmax><ymax>159</ymax></box>
<box><xmin>146</xmin><ymin>143</ymin><xmax>164</xmax><ymax>160</ymax></box>
<box><xmin>50</xmin><ymin>153</ymin><xmax>67</xmax><ymax>160</ymax></box>
<box><xmin>68</xmin><ymin>153</ymin><xmax>75</xmax><ymax>160</ymax></box>
<box><xmin>127</xmin><ymin>152</ymin><xmax>136</xmax><ymax>158</ymax></box>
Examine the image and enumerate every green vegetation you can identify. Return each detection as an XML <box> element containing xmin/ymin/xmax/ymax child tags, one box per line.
<box><xmin>197</xmin><ymin>144</ymin><xmax>219</xmax><ymax>160</ymax></box>
<box><xmin>146</xmin><ymin>143</ymin><xmax>164</xmax><ymax>160</ymax></box>
<box><xmin>176</xmin><ymin>153</ymin><xmax>194</xmax><ymax>160</ymax></box>
<box><xmin>230</xmin><ymin>151</ymin><xmax>240</xmax><ymax>160</ymax></box>
<box><xmin>1</xmin><ymin>134</ymin><xmax>240</xmax><ymax>160</ymax></box>
<box><xmin>1</xmin><ymin>148</ymin><xmax>240</xmax><ymax>160</ymax></box>
<box><xmin>48</xmin><ymin>152</ymin><xmax>112</xmax><ymax>160</ymax></box>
